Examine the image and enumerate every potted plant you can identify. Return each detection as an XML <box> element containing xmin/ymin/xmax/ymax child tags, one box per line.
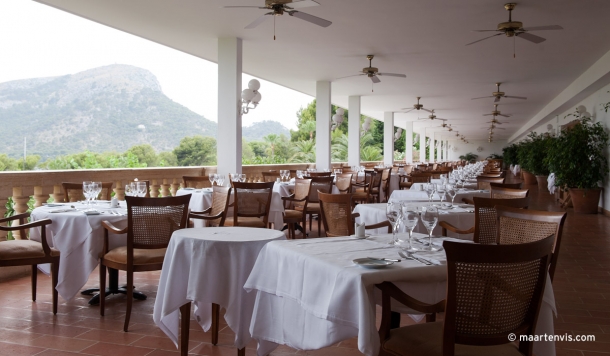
<box><xmin>458</xmin><ymin>152</ymin><xmax>478</xmax><ymax>164</ymax></box>
<box><xmin>502</xmin><ymin>144</ymin><xmax>518</xmax><ymax>172</ymax></box>
<box><xmin>516</xmin><ymin>138</ymin><xmax>537</xmax><ymax>185</ymax></box>
<box><xmin>527</xmin><ymin>132</ymin><xmax>555</xmax><ymax>191</ymax></box>
<box><xmin>546</xmin><ymin>113</ymin><xmax>609</xmax><ymax>213</ymax></box>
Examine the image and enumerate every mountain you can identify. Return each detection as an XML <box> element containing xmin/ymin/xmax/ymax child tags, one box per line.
<box><xmin>242</xmin><ymin>120</ymin><xmax>290</xmax><ymax>142</ymax></box>
<box><xmin>0</xmin><ymin>65</ymin><xmax>217</xmax><ymax>159</ymax></box>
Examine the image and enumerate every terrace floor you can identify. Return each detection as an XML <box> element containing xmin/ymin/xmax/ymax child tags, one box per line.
<box><xmin>1</xmin><ymin>177</ymin><xmax>609</xmax><ymax>355</ymax></box>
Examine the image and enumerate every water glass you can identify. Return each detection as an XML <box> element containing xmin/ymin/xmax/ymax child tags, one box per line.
<box><xmin>296</xmin><ymin>170</ymin><xmax>304</xmax><ymax>179</ymax></box>
<box><xmin>446</xmin><ymin>185</ymin><xmax>457</xmax><ymax>207</ymax></box>
<box><xmin>399</xmin><ymin>204</ymin><xmax>419</xmax><ymax>252</ymax></box>
<box><xmin>136</xmin><ymin>182</ymin><xmax>147</xmax><ymax>197</ymax></box>
<box><xmin>125</xmin><ymin>184</ymin><xmax>133</xmax><ymax>197</ymax></box>
<box><xmin>386</xmin><ymin>202</ymin><xmax>401</xmax><ymax>245</ymax></box>
<box><xmin>216</xmin><ymin>175</ymin><xmax>225</xmax><ymax>187</ymax></box>
<box><xmin>240</xmin><ymin>174</ymin><xmax>247</xmax><ymax>182</ymax></box>
<box><xmin>424</xmin><ymin>183</ymin><xmax>435</xmax><ymax>203</ymax></box>
<box><xmin>436</xmin><ymin>184</ymin><xmax>447</xmax><ymax>207</ymax></box>
<box><xmin>420</xmin><ymin>206</ymin><xmax>441</xmax><ymax>251</ymax></box>
<box><xmin>91</xmin><ymin>182</ymin><xmax>102</xmax><ymax>204</ymax></box>
<box><xmin>83</xmin><ymin>181</ymin><xmax>92</xmax><ymax>205</ymax></box>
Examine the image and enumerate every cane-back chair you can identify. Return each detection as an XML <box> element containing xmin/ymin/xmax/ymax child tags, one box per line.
<box><xmin>99</xmin><ymin>195</ymin><xmax>191</xmax><ymax>331</ymax></box>
<box><xmin>282</xmin><ymin>178</ymin><xmax>312</xmax><ymax>239</ymax></box>
<box><xmin>225</xmin><ymin>182</ymin><xmax>274</xmax><ymax>228</ymax></box>
<box><xmin>300</xmin><ymin>177</ymin><xmax>334</xmax><ymax>234</ymax></box>
<box><xmin>490</xmin><ymin>182</ymin><xmax>522</xmax><ymax>189</ymax></box>
<box><xmin>188</xmin><ymin>186</ymin><xmax>232</xmax><ymax>227</ymax></box>
<box><xmin>490</xmin><ymin>187</ymin><xmax>529</xmax><ymax>199</ymax></box>
<box><xmin>335</xmin><ymin>173</ymin><xmax>353</xmax><ymax>194</ymax></box>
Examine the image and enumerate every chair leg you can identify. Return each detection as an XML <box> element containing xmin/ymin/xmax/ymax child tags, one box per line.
<box><xmin>124</xmin><ymin>271</ymin><xmax>133</xmax><ymax>332</ymax></box>
<box><xmin>426</xmin><ymin>313</ymin><xmax>436</xmax><ymax>322</ymax></box>
<box><xmin>180</xmin><ymin>302</ymin><xmax>191</xmax><ymax>356</ymax></box>
<box><xmin>308</xmin><ymin>213</ymin><xmax>312</xmax><ymax>232</ymax></box>
<box><xmin>211</xmin><ymin>303</ymin><xmax>220</xmax><ymax>345</ymax></box>
<box><xmin>99</xmin><ymin>263</ymin><xmax>106</xmax><ymax>316</ymax></box>
<box><xmin>51</xmin><ymin>262</ymin><xmax>59</xmax><ymax>315</ymax></box>
<box><xmin>31</xmin><ymin>265</ymin><xmax>37</xmax><ymax>302</ymax></box>
<box><xmin>238</xmin><ymin>348</ymin><xmax>245</xmax><ymax>356</ymax></box>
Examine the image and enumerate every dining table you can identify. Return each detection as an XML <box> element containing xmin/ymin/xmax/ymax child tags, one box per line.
<box><xmin>153</xmin><ymin>227</ymin><xmax>285</xmax><ymax>354</ymax></box>
<box><xmin>244</xmin><ymin>233</ymin><xmax>557</xmax><ymax>356</ymax></box>
<box><xmin>29</xmin><ymin>201</ymin><xmax>130</xmax><ymax>301</ymax></box>
<box><xmin>388</xmin><ymin>187</ymin><xmax>489</xmax><ymax>204</ymax></box>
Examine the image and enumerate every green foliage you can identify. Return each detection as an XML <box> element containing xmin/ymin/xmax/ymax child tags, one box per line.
<box><xmin>157</xmin><ymin>151</ymin><xmax>178</xmax><ymax>167</ymax></box>
<box><xmin>502</xmin><ymin>144</ymin><xmax>519</xmax><ymax>165</ymax></box>
<box><xmin>173</xmin><ymin>136</ymin><xmax>217</xmax><ymax>166</ymax></box>
<box><xmin>41</xmin><ymin>150</ymin><xmax>146</xmax><ymax>169</ymax></box>
<box><xmin>525</xmin><ymin>132</ymin><xmax>554</xmax><ymax>176</ymax></box>
<box><xmin>361</xmin><ymin>145</ymin><xmax>383</xmax><ymax>161</ymax></box>
<box><xmin>3</xmin><ymin>196</ymin><xmax>35</xmax><ymax>240</ymax></box>
<box><xmin>0</xmin><ymin>154</ymin><xmax>40</xmax><ymax>171</ymax></box>
<box><xmin>394</xmin><ymin>151</ymin><xmax>405</xmax><ymax>161</ymax></box>
<box><xmin>290</xmin><ymin>140</ymin><xmax>316</xmax><ymax>163</ymax></box>
<box><xmin>127</xmin><ymin>144</ymin><xmax>158</xmax><ymax>167</ymax></box>
<box><xmin>458</xmin><ymin>152</ymin><xmax>478</xmax><ymax>162</ymax></box>
<box><xmin>546</xmin><ymin>114</ymin><xmax>609</xmax><ymax>189</ymax></box>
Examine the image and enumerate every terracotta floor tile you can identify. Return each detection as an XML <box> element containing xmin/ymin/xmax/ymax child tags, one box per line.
<box><xmin>80</xmin><ymin>342</ymin><xmax>154</xmax><ymax>356</ymax></box>
<box><xmin>26</xmin><ymin>322</ymin><xmax>91</xmax><ymax>338</ymax></box>
<box><xmin>0</xmin><ymin>341</ymin><xmax>46</xmax><ymax>356</ymax></box>
<box><xmin>75</xmin><ymin>329</ymin><xmax>147</xmax><ymax>345</ymax></box>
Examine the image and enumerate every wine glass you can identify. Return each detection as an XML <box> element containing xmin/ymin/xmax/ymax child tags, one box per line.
<box><xmin>216</xmin><ymin>175</ymin><xmax>225</xmax><ymax>187</ymax></box>
<box><xmin>420</xmin><ymin>206</ymin><xmax>441</xmax><ymax>251</ymax></box>
<box><xmin>424</xmin><ymin>183</ymin><xmax>435</xmax><ymax>203</ymax></box>
<box><xmin>240</xmin><ymin>174</ymin><xmax>247</xmax><ymax>182</ymax></box>
<box><xmin>136</xmin><ymin>182</ymin><xmax>147</xmax><ymax>197</ymax></box>
<box><xmin>446</xmin><ymin>184</ymin><xmax>457</xmax><ymax>208</ymax></box>
<box><xmin>90</xmin><ymin>182</ymin><xmax>101</xmax><ymax>205</ymax></box>
<box><xmin>399</xmin><ymin>204</ymin><xmax>420</xmax><ymax>252</ymax></box>
<box><xmin>82</xmin><ymin>181</ymin><xmax>92</xmax><ymax>206</ymax></box>
<box><xmin>125</xmin><ymin>184</ymin><xmax>133</xmax><ymax>197</ymax></box>
<box><xmin>296</xmin><ymin>170</ymin><xmax>304</xmax><ymax>179</ymax></box>
<box><xmin>436</xmin><ymin>184</ymin><xmax>446</xmax><ymax>207</ymax></box>
<box><xmin>386</xmin><ymin>202</ymin><xmax>401</xmax><ymax>245</ymax></box>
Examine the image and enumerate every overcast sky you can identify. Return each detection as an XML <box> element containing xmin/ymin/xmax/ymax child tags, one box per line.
<box><xmin>0</xmin><ymin>0</ymin><xmax>313</xmax><ymax>130</ymax></box>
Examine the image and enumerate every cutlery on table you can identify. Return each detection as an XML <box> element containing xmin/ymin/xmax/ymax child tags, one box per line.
<box><xmin>398</xmin><ymin>251</ymin><xmax>431</xmax><ymax>265</ymax></box>
<box><xmin>367</xmin><ymin>257</ymin><xmax>401</xmax><ymax>262</ymax></box>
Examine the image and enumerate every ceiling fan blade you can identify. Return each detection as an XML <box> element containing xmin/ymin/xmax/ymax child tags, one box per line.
<box><xmin>223</xmin><ymin>6</ymin><xmax>268</xmax><ymax>8</ymax></box>
<box><xmin>486</xmin><ymin>121</ymin><xmax>503</xmax><ymax>125</ymax></box>
<box><xmin>377</xmin><ymin>73</ymin><xmax>407</xmax><ymax>78</ymax></box>
<box><xmin>286</xmin><ymin>0</ymin><xmax>320</xmax><ymax>9</ymax></box>
<box><xmin>517</xmin><ymin>32</ymin><xmax>546</xmax><ymax>44</ymax></box>
<box><xmin>370</xmin><ymin>75</ymin><xmax>381</xmax><ymax>84</ymax></box>
<box><xmin>421</xmin><ymin>108</ymin><xmax>433</xmax><ymax>113</ymax></box>
<box><xmin>498</xmin><ymin>114</ymin><xmax>511</xmax><ymax>117</ymax></box>
<box><xmin>523</xmin><ymin>25</ymin><xmax>563</xmax><ymax>31</ymax></box>
<box><xmin>494</xmin><ymin>96</ymin><xmax>501</xmax><ymax>103</ymax></box>
<box><xmin>482</xmin><ymin>113</ymin><xmax>494</xmax><ymax>116</ymax></box>
<box><xmin>495</xmin><ymin>127</ymin><xmax>506</xmax><ymax>130</ymax></box>
<box><xmin>245</xmin><ymin>13</ymin><xmax>272</xmax><ymax>29</ymax></box>
<box><xmin>473</xmin><ymin>30</ymin><xmax>501</xmax><ymax>32</ymax></box>
<box><xmin>465</xmin><ymin>33</ymin><xmax>503</xmax><ymax>46</ymax></box>
<box><xmin>417</xmin><ymin>117</ymin><xmax>429</xmax><ymax>121</ymax></box>
<box><xmin>334</xmin><ymin>74</ymin><xmax>365</xmax><ymax>81</ymax></box>
<box><xmin>471</xmin><ymin>96</ymin><xmax>495</xmax><ymax>100</ymax></box>
<box><xmin>504</xmin><ymin>95</ymin><xmax>527</xmax><ymax>100</ymax></box>
<box><xmin>288</xmin><ymin>11</ymin><xmax>332</xmax><ymax>27</ymax></box>
<box><xmin>402</xmin><ymin>108</ymin><xmax>415</xmax><ymax>113</ymax></box>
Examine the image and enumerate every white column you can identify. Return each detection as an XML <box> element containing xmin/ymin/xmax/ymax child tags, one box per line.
<box><xmin>445</xmin><ymin>140</ymin><xmax>449</xmax><ymax>161</ymax></box>
<box><xmin>348</xmin><ymin>96</ymin><xmax>361</xmax><ymax>167</ymax></box>
<box><xmin>217</xmin><ymin>38</ymin><xmax>242</xmax><ymax>178</ymax></box>
<box><xmin>404</xmin><ymin>121</ymin><xmax>413</xmax><ymax>163</ymax></box>
<box><xmin>430</xmin><ymin>131</ymin><xmax>435</xmax><ymax>163</ymax></box>
<box><xmin>316</xmin><ymin>81</ymin><xmax>331</xmax><ymax>170</ymax></box>
<box><xmin>419</xmin><ymin>127</ymin><xmax>426</xmax><ymax>163</ymax></box>
<box><xmin>383</xmin><ymin>112</ymin><xmax>394</xmax><ymax>166</ymax></box>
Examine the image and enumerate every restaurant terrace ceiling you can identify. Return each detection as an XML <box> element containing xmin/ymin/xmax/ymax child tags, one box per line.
<box><xmin>35</xmin><ymin>0</ymin><xmax>610</xmax><ymax>141</ymax></box>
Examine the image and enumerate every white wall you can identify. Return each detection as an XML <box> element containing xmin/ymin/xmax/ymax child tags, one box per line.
<box><xmin>447</xmin><ymin>140</ymin><xmax>508</xmax><ymax>161</ymax></box>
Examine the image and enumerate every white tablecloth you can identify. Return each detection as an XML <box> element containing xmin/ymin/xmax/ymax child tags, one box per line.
<box><xmin>411</xmin><ymin>182</ymin><xmax>478</xmax><ymax>191</ymax></box>
<box><xmin>389</xmin><ymin>188</ymin><xmax>488</xmax><ymax>204</ymax></box>
<box><xmin>245</xmin><ymin>235</ymin><xmax>556</xmax><ymax>356</ymax></box>
<box><xmin>353</xmin><ymin>203</ymin><xmax>475</xmax><ymax>239</ymax></box>
<box><xmin>30</xmin><ymin>202</ymin><xmax>128</xmax><ymax>300</ymax></box>
<box><xmin>176</xmin><ymin>188</ymin><xmax>285</xmax><ymax>230</ymax></box>
<box><xmin>153</xmin><ymin>227</ymin><xmax>285</xmax><ymax>349</ymax></box>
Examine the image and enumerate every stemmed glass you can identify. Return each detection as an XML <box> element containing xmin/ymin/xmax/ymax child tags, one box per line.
<box><xmin>136</xmin><ymin>182</ymin><xmax>147</xmax><ymax>197</ymax></box>
<box><xmin>83</xmin><ymin>181</ymin><xmax>92</xmax><ymax>206</ymax></box>
<box><xmin>424</xmin><ymin>183</ymin><xmax>436</xmax><ymax>203</ymax></box>
<box><xmin>125</xmin><ymin>184</ymin><xmax>133</xmax><ymax>197</ymax></box>
<box><xmin>90</xmin><ymin>182</ymin><xmax>101</xmax><ymax>205</ymax></box>
<box><xmin>399</xmin><ymin>204</ymin><xmax>420</xmax><ymax>252</ymax></box>
<box><xmin>296</xmin><ymin>170</ymin><xmax>304</xmax><ymax>179</ymax></box>
<box><xmin>386</xmin><ymin>202</ymin><xmax>402</xmax><ymax>245</ymax></box>
<box><xmin>446</xmin><ymin>184</ymin><xmax>457</xmax><ymax>208</ymax></box>
<box><xmin>334</xmin><ymin>168</ymin><xmax>342</xmax><ymax>175</ymax></box>
<box><xmin>216</xmin><ymin>175</ymin><xmax>225</xmax><ymax>187</ymax></box>
<box><xmin>239</xmin><ymin>174</ymin><xmax>247</xmax><ymax>182</ymax></box>
<box><xmin>436</xmin><ymin>184</ymin><xmax>447</xmax><ymax>207</ymax></box>
<box><xmin>209</xmin><ymin>174</ymin><xmax>215</xmax><ymax>186</ymax></box>
<box><xmin>420</xmin><ymin>206</ymin><xmax>441</xmax><ymax>251</ymax></box>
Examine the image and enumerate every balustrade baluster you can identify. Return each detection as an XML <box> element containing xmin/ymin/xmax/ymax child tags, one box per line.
<box><xmin>150</xmin><ymin>180</ymin><xmax>160</xmax><ymax>198</ymax></box>
<box><xmin>33</xmin><ymin>186</ymin><xmax>47</xmax><ymax>207</ymax></box>
<box><xmin>50</xmin><ymin>185</ymin><xmax>64</xmax><ymax>203</ymax></box>
<box><xmin>114</xmin><ymin>180</ymin><xmax>125</xmax><ymax>200</ymax></box>
<box><xmin>170</xmin><ymin>179</ymin><xmax>180</xmax><ymax>196</ymax></box>
<box><xmin>11</xmin><ymin>187</ymin><xmax>29</xmax><ymax>240</ymax></box>
<box><xmin>161</xmin><ymin>179</ymin><xmax>171</xmax><ymax>197</ymax></box>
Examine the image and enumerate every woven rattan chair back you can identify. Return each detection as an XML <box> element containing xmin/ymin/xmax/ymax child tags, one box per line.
<box><xmin>496</xmin><ymin>205</ymin><xmax>566</xmax><ymax>281</ymax></box>
<box><xmin>62</xmin><ymin>182</ymin><xmax>113</xmax><ymax>202</ymax></box>
<box><xmin>208</xmin><ymin>186</ymin><xmax>232</xmax><ymax>227</ymax></box>
<box><xmin>261</xmin><ymin>171</ymin><xmax>281</xmax><ymax>182</ymax></box>
<box><xmin>410</xmin><ymin>172</ymin><xmax>432</xmax><ymax>183</ymax></box>
<box><xmin>489</xmin><ymin>182</ymin><xmax>522</xmax><ymax>189</ymax></box>
<box><xmin>307</xmin><ymin>172</ymin><xmax>332</xmax><ymax>177</ymax></box>
<box><xmin>472</xmin><ymin>196</ymin><xmax>529</xmax><ymax>244</ymax></box>
<box><xmin>307</xmin><ymin>176</ymin><xmax>334</xmax><ymax>204</ymax></box>
<box><xmin>417</xmin><ymin>164</ymin><xmax>428</xmax><ymax>171</ymax></box>
<box><xmin>232</xmin><ymin>182</ymin><xmax>274</xmax><ymax>225</ymax></box>
<box><xmin>403</xmin><ymin>165</ymin><xmax>414</xmax><ymax>175</ymax></box>
<box><xmin>292</xmin><ymin>178</ymin><xmax>312</xmax><ymax>211</ymax></box>
<box><xmin>318</xmin><ymin>192</ymin><xmax>354</xmax><ymax>237</ymax></box>
<box><xmin>125</xmin><ymin>195</ymin><xmax>190</xmax><ymax>250</ymax></box>
<box><xmin>335</xmin><ymin>173</ymin><xmax>353</xmax><ymax>194</ymax></box>
<box><xmin>476</xmin><ymin>176</ymin><xmax>505</xmax><ymax>190</ymax></box>
<box><xmin>183</xmin><ymin>176</ymin><xmax>212</xmax><ymax>189</ymax></box>
<box><xmin>443</xmin><ymin>235</ymin><xmax>553</xmax><ymax>355</ymax></box>
<box><xmin>491</xmin><ymin>187</ymin><xmax>529</xmax><ymax>199</ymax></box>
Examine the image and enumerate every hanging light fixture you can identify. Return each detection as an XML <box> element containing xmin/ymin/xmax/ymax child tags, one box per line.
<box><xmin>240</xmin><ymin>79</ymin><xmax>262</xmax><ymax>115</ymax></box>
<box><xmin>331</xmin><ymin>108</ymin><xmax>345</xmax><ymax>131</ymax></box>
<box><xmin>361</xmin><ymin>117</ymin><xmax>372</xmax><ymax>136</ymax></box>
<box><xmin>394</xmin><ymin>127</ymin><xmax>403</xmax><ymax>142</ymax></box>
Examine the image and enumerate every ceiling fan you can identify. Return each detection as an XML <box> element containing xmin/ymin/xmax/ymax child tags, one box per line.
<box><xmin>472</xmin><ymin>82</ymin><xmax>527</xmax><ymax>103</ymax></box>
<box><xmin>401</xmin><ymin>97</ymin><xmax>432</xmax><ymax>114</ymax></box>
<box><xmin>224</xmin><ymin>0</ymin><xmax>331</xmax><ymax>40</ymax></box>
<box><xmin>466</xmin><ymin>3</ymin><xmax>563</xmax><ymax>55</ymax></box>
<box><xmin>482</xmin><ymin>124</ymin><xmax>506</xmax><ymax>130</ymax></box>
<box><xmin>436</xmin><ymin>122</ymin><xmax>453</xmax><ymax>131</ymax></box>
<box><xmin>336</xmin><ymin>55</ymin><xmax>406</xmax><ymax>92</ymax></box>
<box><xmin>484</xmin><ymin>104</ymin><xmax>511</xmax><ymax>118</ymax></box>
<box><xmin>487</xmin><ymin>117</ymin><xmax>505</xmax><ymax>125</ymax></box>
<box><xmin>418</xmin><ymin>109</ymin><xmax>447</xmax><ymax>122</ymax></box>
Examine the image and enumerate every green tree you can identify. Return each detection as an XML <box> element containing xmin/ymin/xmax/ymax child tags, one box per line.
<box><xmin>0</xmin><ymin>154</ymin><xmax>19</xmax><ymax>171</ymax></box>
<box><xmin>263</xmin><ymin>134</ymin><xmax>281</xmax><ymax>157</ymax></box>
<box><xmin>290</xmin><ymin>140</ymin><xmax>316</xmax><ymax>163</ymax></box>
<box><xmin>302</xmin><ymin>120</ymin><xmax>316</xmax><ymax>141</ymax></box>
<box><xmin>158</xmin><ymin>151</ymin><xmax>178</xmax><ymax>167</ymax></box>
<box><xmin>248</xmin><ymin>141</ymin><xmax>269</xmax><ymax>157</ymax></box>
<box><xmin>361</xmin><ymin>145</ymin><xmax>383</xmax><ymax>161</ymax></box>
<box><xmin>127</xmin><ymin>144</ymin><xmax>158</xmax><ymax>167</ymax></box>
<box><xmin>173</xmin><ymin>136</ymin><xmax>217</xmax><ymax>166</ymax></box>
<box><xmin>16</xmin><ymin>155</ymin><xmax>41</xmax><ymax>170</ymax></box>
<box><xmin>242</xmin><ymin>138</ymin><xmax>255</xmax><ymax>162</ymax></box>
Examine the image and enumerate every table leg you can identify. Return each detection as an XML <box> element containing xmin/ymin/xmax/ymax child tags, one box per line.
<box><xmin>84</xmin><ymin>268</ymin><xmax>147</xmax><ymax>305</ymax></box>
<box><xmin>212</xmin><ymin>303</ymin><xmax>220</xmax><ymax>345</ymax></box>
<box><xmin>237</xmin><ymin>347</ymin><xmax>245</xmax><ymax>356</ymax></box>
<box><xmin>180</xmin><ymin>302</ymin><xmax>191</xmax><ymax>356</ymax></box>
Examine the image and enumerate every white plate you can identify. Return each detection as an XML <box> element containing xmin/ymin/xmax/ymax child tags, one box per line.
<box><xmin>353</xmin><ymin>258</ymin><xmax>394</xmax><ymax>269</ymax></box>
<box><xmin>349</xmin><ymin>234</ymin><xmax>370</xmax><ymax>239</ymax></box>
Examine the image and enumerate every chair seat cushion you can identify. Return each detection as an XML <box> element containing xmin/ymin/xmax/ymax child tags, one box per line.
<box><xmin>224</xmin><ymin>217</ymin><xmax>266</xmax><ymax>228</ymax></box>
<box><xmin>102</xmin><ymin>246</ymin><xmax>166</xmax><ymax>266</ymax></box>
<box><xmin>305</xmin><ymin>203</ymin><xmax>320</xmax><ymax>213</ymax></box>
<box><xmin>0</xmin><ymin>240</ymin><xmax>59</xmax><ymax>260</ymax></box>
<box><xmin>283</xmin><ymin>210</ymin><xmax>303</xmax><ymax>220</ymax></box>
<box><xmin>383</xmin><ymin>322</ymin><xmax>522</xmax><ymax>356</ymax></box>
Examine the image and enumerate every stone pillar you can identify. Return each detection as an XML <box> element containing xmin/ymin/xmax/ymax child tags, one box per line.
<box><xmin>217</xmin><ymin>37</ymin><xmax>243</xmax><ymax>178</ymax></box>
<box><xmin>315</xmin><ymin>81</ymin><xmax>332</xmax><ymax>171</ymax></box>
<box><xmin>150</xmin><ymin>180</ymin><xmax>160</xmax><ymax>198</ymax></box>
<box><xmin>404</xmin><ymin>121</ymin><xmax>413</xmax><ymax>163</ymax></box>
<box><xmin>33</xmin><ymin>186</ymin><xmax>46</xmax><ymax>208</ymax></box>
<box><xmin>11</xmin><ymin>187</ymin><xmax>29</xmax><ymax>240</ymax></box>
<box><xmin>383</xmin><ymin>112</ymin><xmax>394</xmax><ymax>166</ymax></box>
<box><xmin>50</xmin><ymin>185</ymin><xmax>64</xmax><ymax>203</ymax></box>
<box><xmin>348</xmin><ymin>96</ymin><xmax>361</xmax><ymax>168</ymax></box>
<box><xmin>114</xmin><ymin>181</ymin><xmax>125</xmax><ymax>201</ymax></box>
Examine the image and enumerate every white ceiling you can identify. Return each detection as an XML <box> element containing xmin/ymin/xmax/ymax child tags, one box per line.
<box><xmin>35</xmin><ymin>0</ymin><xmax>610</xmax><ymax>141</ymax></box>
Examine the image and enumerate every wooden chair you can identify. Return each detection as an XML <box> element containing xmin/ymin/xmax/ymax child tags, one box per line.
<box><xmin>282</xmin><ymin>178</ymin><xmax>312</xmax><ymax>239</ymax></box>
<box><xmin>403</xmin><ymin>165</ymin><xmax>414</xmax><ymax>175</ymax></box>
<box><xmin>302</xmin><ymin>177</ymin><xmax>334</xmax><ymax>234</ymax></box>
<box><xmin>476</xmin><ymin>176</ymin><xmax>505</xmax><ymax>190</ymax></box>
<box><xmin>182</xmin><ymin>176</ymin><xmax>212</xmax><ymax>189</ymax></box>
<box><xmin>318</xmin><ymin>192</ymin><xmax>355</xmax><ymax>237</ymax></box>
<box><xmin>335</xmin><ymin>173</ymin><xmax>353</xmax><ymax>194</ymax></box>
<box><xmin>479</xmin><ymin>173</ymin><xmax>503</xmax><ymax>178</ymax></box>
<box><xmin>378</xmin><ymin>168</ymin><xmax>392</xmax><ymax>202</ymax></box>
<box><xmin>352</xmin><ymin>170</ymin><xmax>375</xmax><ymax>203</ymax></box>
<box><xmin>363</xmin><ymin>168</ymin><xmax>387</xmax><ymax>203</ymax></box>
<box><xmin>440</xmin><ymin>196</ymin><xmax>529</xmax><ymax>243</ymax></box>
<box><xmin>496</xmin><ymin>205</ymin><xmax>567</xmax><ymax>281</ymax></box>
<box><xmin>188</xmin><ymin>186</ymin><xmax>232</xmax><ymax>227</ymax></box>
<box><xmin>99</xmin><ymin>195</ymin><xmax>191</xmax><ymax>331</ymax></box>
<box><xmin>490</xmin><ymin>182</ymin><xmax>522</xmax><ymax>189</ymax></box>
<box><xmin>62</xmin><ymin>182</ymin><xmax>113</xmax><ymax>202</ymax></box>
<box><xmin>224</xmin><ymin>182</ymin><xmax>274</xmax><ymax>228</ymax></box>
<box><xmin>410</xmin><ymin>172</ymin><xmax>432</xmax><ymax>183</ymax></box>
<box><xmin>398</xmin><ymin>175</ymin><xmax>413</xmax><ymax>190</ymax></box>
<box><xmin>376</xmin><ymin>236</ymin><xmax>554</xmax><ymax>356</ymax></box>
<box><xmin>0</xmin><ymin>214</ymin><xmax>58</xmax><ymax>314</ymax></box>
<box><xmin>306</xmin><ymin>171</ymin><xmax>332</xmax><ymax>177</ymax></box>
<box><xmin>261</xmin><ymin>171</ymin><xmax>281</xmax><ymax>182</ymax></box>
<box><xmin>490</xmin><ymin>187</ymin><xmax>529</xmax><ymax>199</ymax></box>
